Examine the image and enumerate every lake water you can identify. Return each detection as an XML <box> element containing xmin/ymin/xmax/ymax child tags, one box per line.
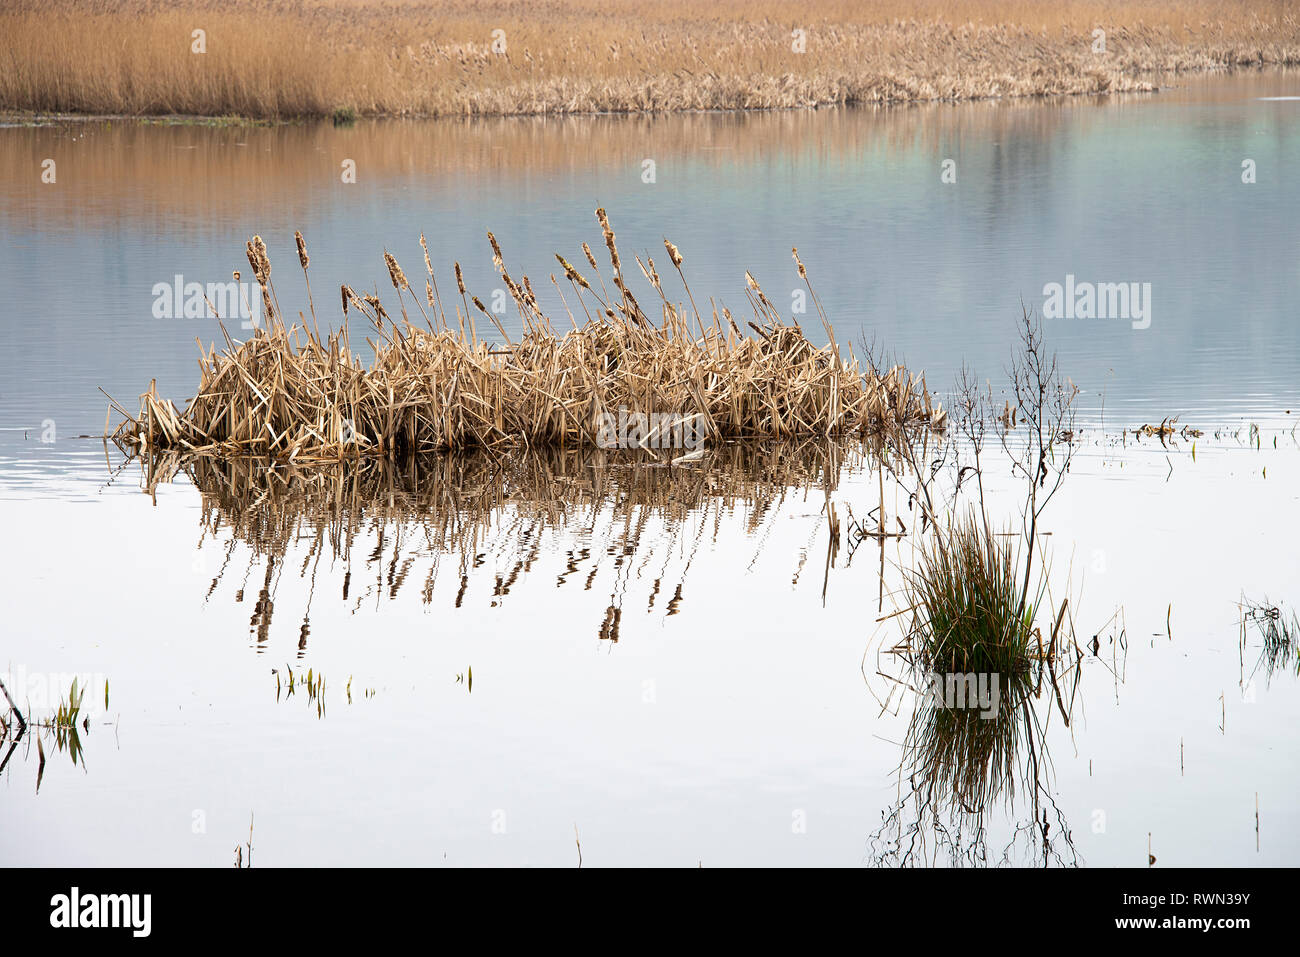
<box><xmin>1</xmin><ymin>70</ymin><xmax>1297</xmax><ymax>866</ymax></box>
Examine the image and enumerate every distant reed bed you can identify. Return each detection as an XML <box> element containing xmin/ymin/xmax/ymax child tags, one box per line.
<box><xmin>3</xmin><ymin>1</ymin><xmax>1298</xmax><ymax>118</ymax></box>
<box><xmin>109</xmin><ymin>210</ymin><xmax>946</xmax><ymax>459</ymax></box>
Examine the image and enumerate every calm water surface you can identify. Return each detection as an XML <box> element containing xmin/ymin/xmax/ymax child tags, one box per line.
<box><xmin>0</xmin><ymin>70</ymin><xmax>1297</xmax><ymax>866</ymax></box>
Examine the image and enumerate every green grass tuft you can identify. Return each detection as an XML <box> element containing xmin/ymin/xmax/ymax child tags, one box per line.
<box><xmin>902</xmin><ymin>511</ymin><xmax>1041</xmax><ymax>811</ymax></box>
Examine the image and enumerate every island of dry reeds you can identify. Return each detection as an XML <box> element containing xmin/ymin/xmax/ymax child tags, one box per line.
<box><xmin>3</xmin><ymin>1</ymin><xmax>1299</xmax><ymax>119</ymax></box>
<box><xmin>109</xmin><ymin>210</ymin><xmax>945</xmax><ymax>461</ymax></box>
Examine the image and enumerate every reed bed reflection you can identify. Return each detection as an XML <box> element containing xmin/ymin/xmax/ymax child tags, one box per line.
<box><xmin>0</xmin><ymin>96</ymin><xmax>1171</xmax><ymax>232</ymax></box>
<box><xmin>148</xmin><ymin>440</ymin><xmax>857</xmax><ymax>648</ymax></box>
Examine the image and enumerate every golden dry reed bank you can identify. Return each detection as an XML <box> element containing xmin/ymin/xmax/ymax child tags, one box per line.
<box><xmin>3</xmin><ymin>1</ymin><xmax>1298</xmax><ymax>118</ymax></box>
<box><xmin>110</xmin><ymin>213</ymin><xmax>946</xmax><ymax>460</ymax></box>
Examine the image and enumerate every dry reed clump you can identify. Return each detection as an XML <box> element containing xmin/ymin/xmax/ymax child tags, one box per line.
<box><xmin>110</xmin><ymin>211</ymin><xmax>945</xmax><ymax>460</ymax></box>
<box><xmin>2</xmin><ymin>1</ymin><xmax>1298</xmax><ymax>119</ymax></box>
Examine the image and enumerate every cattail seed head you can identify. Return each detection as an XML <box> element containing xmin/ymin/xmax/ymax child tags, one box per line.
<box><xmin>419</xmin><ymin>232</ymin><xmax>434</xmax><ymax>277</ymax></box>
<box><xmin>295</xmin><ymin>230</ymin><xmax>309</xmax><ymax>270</ymax></box>
<box><xmin>555</xmin><ymin>254</ymin><xmax>591</xmax><ymax>289</ymax></box>
<box><xmin>664</xmin><ymin>239</ymin><xmax>683</xmax><ymax>268</ymax></box>
<box><xmin>454</xmin><ymin>262</ymin><xmax>466</xmax><ymax>295</ymax></box>
<box><xmin>363</xmin><ymin>294</ymin><xmax>388</xmax><ymax>322</ymax></box>
<box><xmin>252</xmin><ymin>235</ymin><xmax>270</xmax><ymax>284</ymax></box>
<box><xmin>384</xmin><ymin>252</ymin><xmax>409</xmax><ymax>290</ymax></box>
<box><xmin>596</xmin><ymin>207</ymin><xmax>620</xmax><ymax>276</ymax></box>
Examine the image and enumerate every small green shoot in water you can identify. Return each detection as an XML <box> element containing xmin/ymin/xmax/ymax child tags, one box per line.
<box><xmin>274</xmin><ymin>665</ymin><xmax>326</xmax><ymax>718</ymax></box>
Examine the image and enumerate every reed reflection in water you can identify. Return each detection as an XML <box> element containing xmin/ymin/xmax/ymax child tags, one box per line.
<box><xmin>866</xmin><ymin>619</ymin><xmax>1126</xmax><ymax>867</ymax></box>
<box><xmin>155</xmin><ymin>440</ymin><xmax>862</xmax><ymax>650</ymax></box>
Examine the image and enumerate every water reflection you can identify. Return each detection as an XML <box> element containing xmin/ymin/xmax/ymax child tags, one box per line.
<box><xmin>1240</xmin><ymin>599</ymin><xmax>1300</xmax><ymax>687</ymax></box>
<box><xmin>151</xmin><ymin>441</ymin><xmax>859</xmax><ymax>650</ymax></box>
<box><xmin>0</xmin><ymin>676</ymin><xmax>101</xmax><ymax>794</ymax></box>
<box><xmin>148</xmin><ymin>433</ymin><xmax>1101</xmax><ymax>865</ymax></box>
<box><xmin>863</xmin><ymin>568</ymin><xmax>1134</xmax><ymax>867</ymax></box>
<box><xmin>868</xmin><ymin>648</ymin><xmax>1092</xmax><ymax>867</ymax></box>
<box><xmin>0</xmin><ymin>98</ymin><xmax>1116</xmax><ymax>231</ymax></box>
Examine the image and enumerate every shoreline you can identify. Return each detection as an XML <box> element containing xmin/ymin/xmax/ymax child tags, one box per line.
<box><xmin>3</xmin><ymin>1</ymin><xmax>1297</xmax><ymax>122</ymax></box>
<box><xmin>1</xmin><ymin>62</ymin><xmax>1292</xmax><ymax>127</ymax></box>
